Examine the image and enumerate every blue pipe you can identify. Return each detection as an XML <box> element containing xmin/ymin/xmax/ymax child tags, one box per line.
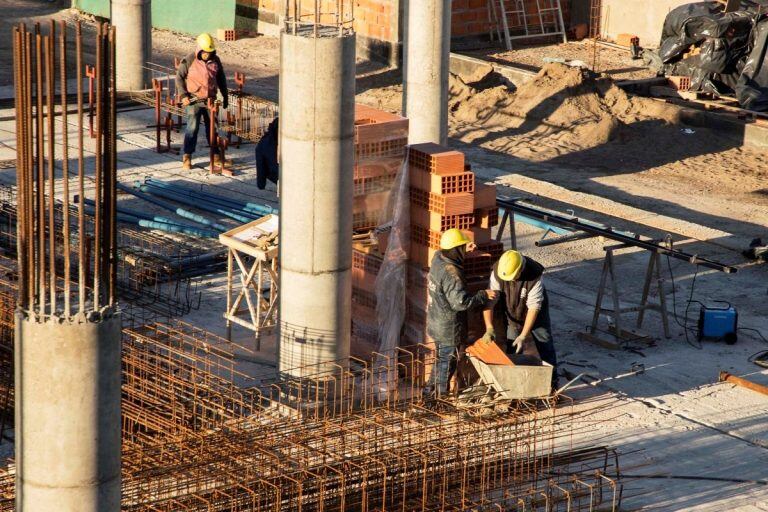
<box><xmin>509</xmin><ymin>211</ymin><xmax>573</xmax><ymax>236</ymax></box>
<box><xmin>145</xmin><ymin>178</ymin><xmax>278</xmax><ymax>217</ymax></box>
<box><xmin>82</xmin><ymin>205</ymin><xmax>219</xmax><ymax>238</ymax></box>
<box><xmin>140</xmin><ymin>182</ymin><xmax>259</xmax><ymax>223</ymax></box>
<box><xmin>138</xmin><ymin>185</ymin><xmax>257</xmax><ymax>224</ymax></box>
<box><xmin>117</xmin><ymin>182</ymin><xmax>229</xmax><ymax>232</ymax></box>
<box><xmin>80</xmin><ymin>197</ymin><xmax>207</xmax><ymax>231</ymax></box>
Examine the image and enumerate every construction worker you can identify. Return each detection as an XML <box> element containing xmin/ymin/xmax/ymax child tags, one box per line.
<box><xmin>482</xmin><ymin>249</ymin><xmax>559</xmax><ymax>389</ymax></box>
<box><xmin>255</xmin><ymin>117</ymin><xmax>279</xmax><ymax>190</ymax></box>
<box><xmin>426</xmin><ymin>229</ymin><xmax>499</xmax><ymax>396</ymax></box>
<box><xmin>176</xmin><ymin>33</ymin><xmax>229</xmax><ymax>170</ymax></box>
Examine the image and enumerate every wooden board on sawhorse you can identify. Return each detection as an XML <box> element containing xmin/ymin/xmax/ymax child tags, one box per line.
<box><xmin>580</xmin><ymin>243</ymin><xmax>671</xmax><ymax>350</ymax></box>
<box><xmin>220</xmin><ymin>215</ymin><xmax>280</xmax><ymax>351</ymax></box>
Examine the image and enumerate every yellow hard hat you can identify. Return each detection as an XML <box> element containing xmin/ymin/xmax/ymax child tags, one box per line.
<box><xmin>197</xmin><ymin>33</ymin><xmax>216</xmax><ymax>52</ymax></box>
<box><xmin>497</xmin><ymin>250</ymin><xmax>523</xmax><ymax>281</ymax></box>
<box><xmin>440</xmin><ymin>228</ymin><xmax>471</xmax><ymax>250</ymax></box>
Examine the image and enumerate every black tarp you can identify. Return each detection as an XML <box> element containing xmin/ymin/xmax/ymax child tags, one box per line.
<box><xmin>736</xmin><ymin>18</ymin><xmax>768</xmax><ymax>110</ymax></box>
<box><xmin>649</xmin><ymin>1</ymin><xmax>768</xmax><ymax>110</ymax></box>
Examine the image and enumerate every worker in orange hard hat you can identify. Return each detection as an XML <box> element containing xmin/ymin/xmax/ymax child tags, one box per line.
<box><xmin>176</xmin><ymin>33</ymin><xmax>229</xmax><ymax>170</ymax></box>
<box><xmin>425</xmin><ymin>229</ymin><xmax>499</xmax><ymax>397</ymax></box>
<box><xmin>482</xmin><ymin>249</ymin><xmax>558</xmax><ymax>390</ymax></box>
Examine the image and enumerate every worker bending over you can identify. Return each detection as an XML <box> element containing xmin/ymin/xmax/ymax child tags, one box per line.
<box><xmin>176</xmin><ymin>33</ymin><xmax>229</xmax><ymax>170</ymax></box>
<box><xmin>483</xmin><ymin>250</ymin><xmax>559</xmax><ymax>389</ymax></box>
<box><xmin>427</xmin><ymin>229</ymin><xmax>498</xmax><ymax>396</ymax></box>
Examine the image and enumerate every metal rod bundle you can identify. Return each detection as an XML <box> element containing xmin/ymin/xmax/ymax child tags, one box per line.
<box><xmin>13</xmin><ymin>21</ymin><xmax>118</xmax><ymax>317</ymax></box>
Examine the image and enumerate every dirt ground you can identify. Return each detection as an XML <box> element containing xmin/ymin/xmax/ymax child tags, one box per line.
<box><xmin>462</xmin><ymin>39</ymin><xmax>659</xmax><ymax>81</ymax></box>
<box><xmin>2</xmin><ymin>5</ymin><xmax>768</xmax><ymax>511</ymax></box>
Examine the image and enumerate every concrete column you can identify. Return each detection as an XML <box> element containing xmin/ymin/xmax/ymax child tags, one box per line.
<box><xmin>111</xmin><ymin>0</ymin><xmax>151</xmax><ymax>91</ymax></box>
<box><xmin>278</xmin><ymin>29</ymin><xmax>356</xmax><ymax>377</ymax></box>
<box><xmin>15</xmin><ymin>311</ymin><xmax>122</xmax><ymax>512</ymax></box>
<box><xmin>403</xmin><ymin>0</ymin><xmax>451</xmax><ymax>145</ymax></box>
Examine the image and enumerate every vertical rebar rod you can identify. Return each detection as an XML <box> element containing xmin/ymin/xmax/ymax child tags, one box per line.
<box><xmin>13</xmin><ymin>27</ymin><xmax>25</xmax><ymax>309</ymax></box>
<box><xmin>35</xmin><ymin>26</ymin><xmax>45</xmax><ymax>315</ymax></box>
<box><xmin>109</xmin><ymin>25</ymin><xmax>117</xmax><ymax>305</ymax></box>
<box><xmin>25</xmin><ymin>29</ymin><xmax>34</xmax><ymax>308</ymax></box>
<box><xmin>46</xmin><ymin>23</ymin><xmax>56</xmax><ymax>313</ymax></box>
<box><xmin>77</xmin><ymin>21</ymin><xmax>85</xmax><ymax>313</ymax></box>
<box><xmin>94</xmin><ymin>23</ymin><xmax>103</xmax><ymax>309</ymax></box>
<box><xmin>60</xmin><ymin>20</ymin><xmax>71</xmax><ymax>317</ymax></box>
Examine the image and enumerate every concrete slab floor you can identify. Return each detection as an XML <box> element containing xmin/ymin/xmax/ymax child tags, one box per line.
<box><xmin>0</xmin><ymin>10</ymin><xmax>767</xmax><ymax>511</ymax></box>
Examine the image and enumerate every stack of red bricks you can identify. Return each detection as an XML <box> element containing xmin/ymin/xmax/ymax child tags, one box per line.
<box><xmin>404</xmin><ymin>143</ymin><xmax>502</xmax><ymax>345</ymax></box>
<box><xmin>353</xmin><ymin>104</ymin><xmax>408</xmax><ymax>232</ymax></box>
<box><xmin>351</xmin><ymin>243</ymin><xmax>383</xmax><ymax>358</ymax></box>
<box><xmin>350</xmin><ymin>104</ymin><xmax>409</xmax><ymax>358</ymax></box>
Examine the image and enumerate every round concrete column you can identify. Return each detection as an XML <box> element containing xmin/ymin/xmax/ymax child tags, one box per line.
<box><xmin>15</xmin><ymin>311</ymin><xmax>122</xmax><ymax>512</ymax></box>
<box><xmin>111</xmin><ymin>0</ymin><xmax>151</xmax><ymax>91</ymax></box>
<box><xmin>403</xmin><ymin>0</ymin><xmax>451</xmax><ymax>145</ymax></box>
<box><xmin>278</xmin><ymin>29</ymin><xmax>356</xmax><ymax>377</ymax></box>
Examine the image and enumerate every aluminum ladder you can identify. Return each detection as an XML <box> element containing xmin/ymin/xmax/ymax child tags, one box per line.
<box><xmin>494</xmin><ymin>0</ymin><xmax>568</xmax><ymax>50</ymax></box>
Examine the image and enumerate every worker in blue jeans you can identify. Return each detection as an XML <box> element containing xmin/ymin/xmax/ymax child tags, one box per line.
<box><xmin>426</xmin><ymin>229</ymin><xmax>498</xmax><ymax>397</ymax></box>
<box><xmin>176</xmin><ymin>33</ymin><xmax>229</xmax><ymax>170</ymax></box>
<box><xmin>482</xmin><ymin>250</ymin><xmax>559</xmax><ymax>391</ymax></box>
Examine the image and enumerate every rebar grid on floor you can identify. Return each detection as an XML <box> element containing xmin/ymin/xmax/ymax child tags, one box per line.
<box><xmin>0</xmin><ymin>313</ymin><xmax>622</xmax><ymax>510</ymax></box>
<box><xmin>0</xmin><ymin>189</ymin><xmax>204</xmax><ymax>318</ymax></box>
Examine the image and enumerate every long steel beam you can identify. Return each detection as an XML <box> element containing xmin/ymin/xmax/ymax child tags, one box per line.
<box><xmin>497</xmin><ymin>196</ymin><xmax>738</xmax><ymax>273</ymax></box>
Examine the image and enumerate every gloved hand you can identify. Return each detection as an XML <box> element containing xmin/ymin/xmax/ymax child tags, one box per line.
<box><xmin>511</xmin><ymin>333</ymin><xmax>530</xmax><ymax>354</ymax></box>
<box><xmin>482</xmin><ymin>327</ymin><xmax>496</xmax><ymax>344</ymax></box>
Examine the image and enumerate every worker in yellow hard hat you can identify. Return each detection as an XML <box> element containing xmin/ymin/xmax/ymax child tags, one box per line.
<box><xmin>482</xmin><ymin>249</ymin><xmax>558</xmax><ymax>389</ymax></box>
<box><xmin>426</xmin><ymin>229</ymin><xmax>499</xmax><ymax>397</ymax></box>
<box><xmin>176</xmin><ymin>33</ymin><xmax>229</xmax><ymax>170</ymax></box>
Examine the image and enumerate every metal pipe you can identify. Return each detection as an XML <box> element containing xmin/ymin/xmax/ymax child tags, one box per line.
<box><xmin>144</xmin><ymin>178</ymin><xmax>276</xmax><ymax>216</ymax></box>
<box><xmin>138</xmin><ymin>184</ymin><xmax>256</xmax><ymax>223</ymax></box>
<box><xmin>497</xmin><ymin>197</ymin><xmax>738</xmax><ymax>273</ymax></box>
<box><xmin>719</xmin><ymin>372</ymin><xmax>768</xmax><ymax>397</ymax></box>
<box><xmin>535</xmin><ymin>231</ymin><xmax>594</xmax><ymax>247</ymax></box>
<box><xmin>81</xmin><ymin>205</ymin><xmax>218</xmax><ymax>238</ymax></box>
<box><xmin>117</xmin><ymin>182</ymin><xmax>228</xmax><ymax>231</ymax></box>
<box><xmin>79</xmin><ymin>196</ymin><xmax>217</xmax><ymax>233</ymax></box>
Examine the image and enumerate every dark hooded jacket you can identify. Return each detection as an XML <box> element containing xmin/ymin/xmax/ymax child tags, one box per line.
<box><xmin>426</xmin><ymin>249</ymin><xmax>488</xmax><ymax>346</ymax></box>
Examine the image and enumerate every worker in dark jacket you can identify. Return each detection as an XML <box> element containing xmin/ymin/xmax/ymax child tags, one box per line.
<box><xmin>482</xmin><ymin>250</ymin><xmax>558</xmax><ymax>389</ymax></box>
<box><xmin>176</xmin><ymin>33</ymin><xmax>229</xmax><ymax>170</ymax></box>
<box><xmin>427</xmin><ymin>229</ymin><xmax>498</xmax><ymax>396</ymax></box>
<box><xmin>256</xmin><ymin>117</ymin><xmax>279</xmax><ymax>190</ymax></box>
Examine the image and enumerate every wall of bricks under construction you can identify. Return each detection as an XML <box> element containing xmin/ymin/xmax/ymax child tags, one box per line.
<box><xmin>452</xmin><ymin>0</ymin><xmax>572</xmax><ymax>38</ymax></box>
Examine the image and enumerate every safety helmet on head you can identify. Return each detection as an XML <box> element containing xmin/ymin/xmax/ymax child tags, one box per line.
<box><xmin>497</xmin><ymin>250</ymin><xmax>524</xmax><ymax>281</ymax></box>
<box><xmin>440</xmin><ymin>229</ymin><xmax>471</xmax><ymax>250</ymax></box>
<box><xmin>197</xmin><ymin>33</ymin><xmax>216</xmax><ymax>53</ymax></box>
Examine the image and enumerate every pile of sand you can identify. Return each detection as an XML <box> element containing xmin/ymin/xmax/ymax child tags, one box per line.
<box><xmin>449</xmin><ymin>63</ymin><xmax>681</xmax><ymax>147</ymax></box>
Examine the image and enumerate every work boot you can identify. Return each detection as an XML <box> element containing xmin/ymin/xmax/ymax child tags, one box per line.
<box><xmin>182</xmin><ymin>154</ymin><xmax>192</xmax><ymax>170</ymax></box>
<box><xmin>213</xmin><ymin>153</ymin><xmax>233</xmax><ymax>166</ymax></box>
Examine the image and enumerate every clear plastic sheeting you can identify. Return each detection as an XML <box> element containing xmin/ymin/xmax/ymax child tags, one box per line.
<box><xmin>373</xmin><ymin>157</ymin><xmax>410</xmax><ymax>397</ymax></box>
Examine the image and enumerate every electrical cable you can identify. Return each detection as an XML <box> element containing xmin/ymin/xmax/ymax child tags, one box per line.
<box><xmin>666</xmin><ymin>255</ymin><xmax>702</xmax><ymax>349</ymax></box>
<box><xmin>748</xmin><ymin>350</ymin><xmax>768</xmax><ymax>369</ymax></box>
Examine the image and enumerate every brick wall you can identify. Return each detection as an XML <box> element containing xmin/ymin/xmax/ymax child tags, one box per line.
<box><xmin>354</xmin><ymin>0</ymin><xmax>399</xmax><ymax>43</ymax></box>
<box><xmin>452</xmin><ymin>0</ymin><xmax>572</xmax><ymax>38</ymax></box>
